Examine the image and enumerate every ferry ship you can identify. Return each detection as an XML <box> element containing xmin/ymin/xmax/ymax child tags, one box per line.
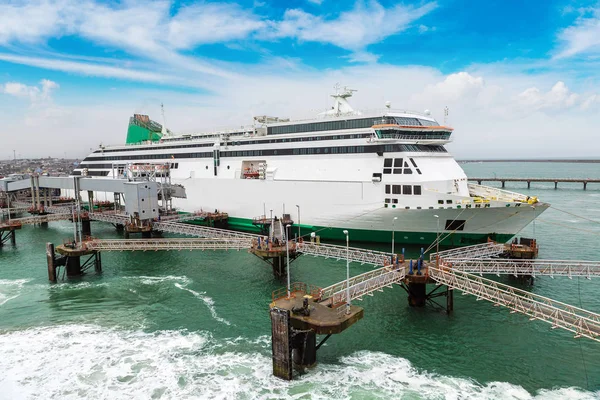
<box><xmin>74</xmin><ymin>87</ymin><xmax>548</xmax><ymax>246</ymax></box>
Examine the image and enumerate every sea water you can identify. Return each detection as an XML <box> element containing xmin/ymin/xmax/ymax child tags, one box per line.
<box><xmin>1</xmin><ymin>162</ymin><xmax>599</xmax><ymax>399</ymax></box>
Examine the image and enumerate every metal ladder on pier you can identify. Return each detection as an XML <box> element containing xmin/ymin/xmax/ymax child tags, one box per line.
<box><xmin>430</xmin><ymin>242</ymin><xmax>506</xmax><ymax>262</ymax></box>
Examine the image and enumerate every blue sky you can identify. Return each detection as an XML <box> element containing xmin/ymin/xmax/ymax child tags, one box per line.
<box><xmin>1</xmin><ymin>0</ymin><xmax>600</xmax><ymax>158</ymax></box>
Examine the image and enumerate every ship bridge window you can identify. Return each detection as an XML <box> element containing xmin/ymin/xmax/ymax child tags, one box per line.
<box><xmin>414</xmin><ymin>185</ymin><xmax>422</xmax><ymax>195</ymax></box>
<box><xmin>385</xmin><ymin>185</ymin><xmax>391</xmax><ymax>194</ymax></box>
<box><xmin>392</xmin><ymin>185</ymin><xmax>401</xmax><ymax>194</ymax></box>
<box><xmin>395</xmin><ymin>117</ymin><xmax>421</xmax><ymax>126</ymax></box>
<box><xmin>402</xmin><ymin>185</ymin><xmax>412</xmax><ymax>195</ymax></box>
<box><xmin>418</xmin><ymin>119</ymin><xmax>439</xmax><ymax>126</ymax></box>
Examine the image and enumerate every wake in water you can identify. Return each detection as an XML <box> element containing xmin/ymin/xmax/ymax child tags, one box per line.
<box><xmin>174</xmin><ymin>283</ymin><xmax>232</xmax><ymax>326</ymax></box>
<box><xmin>0</xmin><ymin>279</ymin><xmax>30</xmax><ymax>307</ymax></box>
<box><xmin>0</xmin><ymin>325</ymin><xmax>597</xmax><ymax>400</ymax></box>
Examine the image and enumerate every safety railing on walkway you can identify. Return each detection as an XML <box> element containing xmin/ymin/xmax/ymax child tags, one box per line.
<box><xmin>83</xmin><ymin>238</ymin><xmax>250</xmax><ymax>251</ymax></box>
<box><xmin>442</xmin><ymin>258</ymin><xmax>600</xmax><ymax>278</ymax></box>
<box><xmin>431</xmin><ymin>242</ymin><xmax>506</xmax><ymax>262</ymax></box>
<box><xmin>296</xmin><ymin>241</ymin><xmax>393</xmax><ymax>267</ymax></box>
<box><xmin>153</xmin><ymin>221</ymin><xmax>258</xmax><ymax>241</ymax></box>
<box><xmin>429</xmin><ymin>267</ymin><xmax>600</xmax><ymax>342</ymax></box>
<box><xmin>12</xmin><ymin>213</ymin><xmax>72</xmax><ymax>225</ymax></box>
<box><xmin>319</xmin><ymin>265</ymin><xmax>406</xmax><ymax>307</ymax></box>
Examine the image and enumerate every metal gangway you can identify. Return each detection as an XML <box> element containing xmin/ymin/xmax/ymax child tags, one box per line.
<box><xmin>429</xmin><ymin>266</ymin><xmax>600</xmax><ymax>341</ymax></box>
<box><xmin>440</xmin><ymin>258</ymin><xmax>600</xmax><ymax>279</ymax></box>
<box><xmin>430</xmin><ymin>242</ymin><xmax>506</xmax><ymax>262</ymax></box>
<box><xmin>10</xmin><ymin>213</ymin><xmax>72</xmax><ymax>225</ymax></box>
<box><xmin>82</xmin><ymin>238</ymin><xmax>251</xmax><ymax>252</ymax></box>
<box><xmin>153</xmin><ymin>221</ymin><xmax>258</xmax><ymax>242</ymax></box>
<box><xmin>317</xmin><ymin>265</ymin><xmax>406</xmax><ymax>307</ymax></box>
<box><xmin>295</xmin><ymin>241</ymin><xmax>394</xmax><ymax>267</ymax></box>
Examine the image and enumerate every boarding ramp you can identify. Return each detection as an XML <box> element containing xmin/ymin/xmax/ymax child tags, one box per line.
<box><xmin>431</xmin><ymin>242</ymin><xmax>506</xmax><ymax>262</ymax></box>
<box><xmin>318</xmin><ymin>265</ymin><xmax>406</xmax><ymax>307</ymax></box>
<box><xmin>296</xmin><ymin>241</ymin><xmax>392</xmax><ymax>267</ymax></box>
<box><xmin>152</xmin><ymin>221</ymin><xmax>258</xmax><ymax>241</ymax></box>
<box><xmin>83</xmin><ymin>238</ymin><xmax>250</xmax><ymax>252</ymax></box>
<box><xmin>429</xmin><ymin>267</ymin><xmax>600</xmax><ymax>342</ymax></box>
<box><xmin>441</xmin><ymin>258</ymin><xmax>600</xmax><ymax>279</ymax></box>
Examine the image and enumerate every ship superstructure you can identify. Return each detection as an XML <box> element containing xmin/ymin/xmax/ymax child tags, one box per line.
<box><xmin>74</xmin><ymin>87</ymin><xmax>547</xmax><ymax>245</ymax></box>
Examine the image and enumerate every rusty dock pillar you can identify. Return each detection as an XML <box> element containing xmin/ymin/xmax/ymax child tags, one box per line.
<box><xmin>249</xmin><ymin>237</ymin><xmax>298</xmax><ymax>278</ymax></box>
<box><xmin>0</xmin><ymin>223</ymin><xmax>20</xmax><ymax>248</ymax></box>
<box><xmin>270</xmin><ymin>284</ymin><xmax>364</xmax><ymax>380</ymax></box>
<box><xmin>47</xmin><ymin>242</ymin><xmax>102</xmax><ymax>282</ymax></box>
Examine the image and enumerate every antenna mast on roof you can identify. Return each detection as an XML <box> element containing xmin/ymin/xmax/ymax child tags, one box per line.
<box><xmin>161</xmin><ymin>103</ymin><xmax>168</xmax><ymax>136</ymax></box>
<box><xmin>444</xmin><ymin>106</ymin><xmax>449</xmax><ymax>125</ymax></box>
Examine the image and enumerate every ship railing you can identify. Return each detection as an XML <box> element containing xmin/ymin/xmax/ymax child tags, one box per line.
<box><xmin>468</xmin><ymin>183</ymin><xmax>531</xmax><ymax>203</ymax></box>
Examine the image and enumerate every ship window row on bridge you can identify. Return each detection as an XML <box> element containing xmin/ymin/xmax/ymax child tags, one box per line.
<box><xmin>385</xmin><ymin>185</ymin><xmax>422</xmax><ymax>195</ymax></box>
<box><xmin>83</xmin><ymin>144</ymin><xmax>448</xmax><ymax>162</ymax></box>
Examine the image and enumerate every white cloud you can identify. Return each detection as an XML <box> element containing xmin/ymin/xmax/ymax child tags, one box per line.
<box><xmin>266</xmin><ymin>1</ymin><xmax>437</xmax><ymax>50</ymax></box>
<box><xmin>555</xmin><ymin>8</ymin><xmax>600</xmax><ymax>58</ymax></box>
<box><xmin>168</xmin><ymin>3</ymin><xmax>264</xmax><ymax>49</ymax></box>
<box><xmin>0</xmin><ymin>0</ymin><xmax>71</xmax><ymax>45</ymax></box>
<box><xmin>307</xmin><ymin>0</ymin><xmax>323</xmax><ymax>4</ymax></box>
<box><xmin>1</xmin><ymin>79</ymin><xmax>59</xmax><ymax>103</ymax></box>
<box><xmin>516</xmin><ymin>81</ymin><xmax>579</xmax><ymax>110</ymax></box>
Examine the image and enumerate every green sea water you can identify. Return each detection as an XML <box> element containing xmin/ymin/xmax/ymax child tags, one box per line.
<box><xmin>1</xmin><ymin>162</ymin><xmax>600</xmax><ymax>399</ymax></box>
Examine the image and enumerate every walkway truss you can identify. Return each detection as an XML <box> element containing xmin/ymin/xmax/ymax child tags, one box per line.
<box><xmin>16</xmin><ymin>206</ymin><xmax>600</xmax><ymax>343</ymax></box>
<box><xmin>431</xmin><ymin>242</ymin><xmax>600</xmax><ymax>342</ymax></box>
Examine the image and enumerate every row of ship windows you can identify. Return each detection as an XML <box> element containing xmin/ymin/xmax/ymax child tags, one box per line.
<box><xmin>268</xmin><ymin>116</ymin><xmax>439</xmax><ymax>135</ymax></box>
<box><xmin>385</xmin><ymin>185</ymin><xmax>422</xmax><ymax>195</ymax></box>
<box><xmin>95</xmin><ymin>133</ymin><xmax>374</xmax><ymax>154</ymax></box>
<box><xmin>84</xmin><ymin>144</ymin><xmax>448</xmax><ymax>162</ymax></box>
<box><xmin>384</xmin><ymin>203</ymin><xmax>492</xmax><ymax>211</ymax></box>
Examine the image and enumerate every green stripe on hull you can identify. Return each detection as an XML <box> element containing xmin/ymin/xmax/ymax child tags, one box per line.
<box><xmin>187</xmin><ymin>216</ymin><xmax>513</xmax><ymax>247</ymax></box>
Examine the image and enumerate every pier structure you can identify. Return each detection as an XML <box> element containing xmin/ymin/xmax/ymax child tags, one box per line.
<box><xmin>469</xmin><ymin>177</ymin><xmax>600</xmax><ymax>190</ymax></box>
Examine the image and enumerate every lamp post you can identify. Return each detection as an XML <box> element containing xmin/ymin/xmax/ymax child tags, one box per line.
<box><xmin>286</xmin><ymin>224</ymin><xmax>291</xmax><ymax>298</ymax></box>
<box><xmin>391</xmin><ymin>216</ymin><xmax>398</xmax><ymax>261</ymax></box>
<box><xmin>343</xmin><ymin>229</ymin><xmax>350</xmax><ymax>314</ymax></box>
<box><xmin>296</xmin><ymin>204</ymin><xmax>300</xmax><ymax>239</ymax></box>
<box><xmin>434</xmin><ymin>214</ymin><xmax>440</xmax><ymax>265</ymax></box>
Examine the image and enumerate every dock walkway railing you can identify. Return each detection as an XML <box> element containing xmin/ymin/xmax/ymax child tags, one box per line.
<box><xmin>429</xmin><ymin>266</ymin><xmax>600</xmax><ymax>341</ymax></box>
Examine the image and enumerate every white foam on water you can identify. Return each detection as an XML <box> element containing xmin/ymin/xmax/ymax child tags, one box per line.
<box><xmin>0</xmin><ymin>279</ymin><xmax>31</xmax><ymax>306</ymax></box>
<box><xmin>123</xmin><ymin>275</ymin><xmax>191</xmax><ymax>286</ymax></box>
<box><xmin>0</xmin><ymin>325</ymin><xmax>597</xmax><ymax>400</ymax></box>
<box><xmin>174</xmin><ymin>283</ymin><xmax>232</xmax><ymax>326</ymax></box>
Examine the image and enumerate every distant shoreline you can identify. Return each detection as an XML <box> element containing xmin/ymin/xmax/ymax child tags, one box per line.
<box><xmin>458</xmin><ymin>159</ymin><xmax>600</xmax><ymax>163</ymax></box>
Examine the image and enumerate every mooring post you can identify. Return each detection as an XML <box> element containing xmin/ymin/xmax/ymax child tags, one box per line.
<box><xmin>446</xmin><ymin>287</ymin><xmax>454</xmax><ymax>314</ymax></box>
<box><xmin>554</xmin><ymin>181</ymin><xmax>558</xmax><ymax>189</ymax></box>
<box><xmin>408</xmin><ymin>282</ymin><xmax>427</xmax><ymax>307</ymax></box>
<box><xmin>527</xmin><ymin>181</ymin><xmax>531</xmax><ymax>189</ymax></box>
<box><xmin>46</xmin><ymin>242</ymin><xmax>57</xmax><ymax>283</ymax></box>
<box><xmin>66</xmin><ymin>256</ymin><xmax>82</xmax><ymax>277</ymax></box>
<box><xmin>501</xmin><ymin>181</ymin><xmax>505</xmax><ymax>188</ymax></box>
<box><xmin>584</xmin><ymin>181</ymin><xmax>587</xmax><ymax>190</ymax></box>
<box><xmin>292</xmin><ymin>330</ymin><xmax>317</xmax><ymax>370</ymax></box>
<box><xmin>10</xmin><ymin>230</ymin><xmax>16</xmax><ymax>246</ymax></box>
<box><xmin>95</xmin><ymin>251</ymin><xmax>102</xmax><ymax>273</ymax></box>
<box><xmin>81</xmin><ymin>219</ymin><xmax>92</xmax><ymax>237</ymax></box>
